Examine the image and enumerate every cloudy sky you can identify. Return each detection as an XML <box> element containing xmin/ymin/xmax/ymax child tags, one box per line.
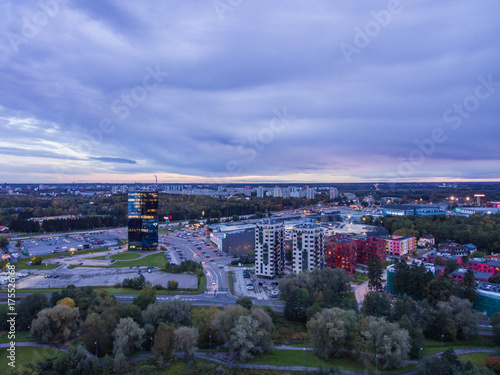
<box><xmin>1</xmin><ymin>0</ymin><xmax>499</xmax><ymax>184</ymax></box>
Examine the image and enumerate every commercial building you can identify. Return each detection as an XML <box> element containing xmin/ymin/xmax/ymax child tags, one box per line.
<box><xmin>466</xmin><ymin>258</ymin><xmax>500</xmax><ymax>276</ymax></box>
<box><xmin>385</xmin><ymin>235</ymin><xmax>416</xmax><ymax>256</ymax></box>
<box><xmin>382</xmin><ymin>204</ymin><xmax>444</xmax><ymax>216</ymax></box>
<box><xmin>418</xmin><ymin>235</ymin><xmax>435</xmax><ymax>247</ymax></box>
<box><xmin>128</xmin><ymin>191</ymin><xmax>158</xmax><ymax>251</ymax></box>
<box><xmin>292</xmin><ymin>224</ymin><xmax>324</xmax><ymax>273</ymax></box>
<box><xmin>355</xmin><ymin>237</ymin><xmax>386</xmax><ymax>265</ymax></box>
<box><xmin>255</xmin><ymin>221</ymin><xmax>285</xmax><ymax>278</ymax></box>
<box><xmin>210</xmin><ymin>224</ymin><xmax>255</xmax><ymax>256</ymax></box>
<box><xmin>325</xmin><ymin>234</ymin><xmax>356</xmax><ymax>275</ymax></box>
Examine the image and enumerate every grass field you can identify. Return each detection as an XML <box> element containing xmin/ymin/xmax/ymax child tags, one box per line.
<box><xmin>247</xmin><ymin>350</ymin><xmax>416</xmax><ymax>373</ymax></box>
<box><xmin>110</xmin><ymin>252</ymin><xmax>141</xmax><ymax>260</ymax></box>
<box><xmin>458</xmin><ymin>352</ymin><xmax>491</xmax><ymax>368</ymax></box>
<box><xmin>0</xmin><ymin>330</ymin><xmax>36</xmax><ymax>344</ymax></box>
<box><xmin>423</xmin><ymin>337</ymin><xmax>496</xmax><ymax>356</ymax></box>
<box><xmin>228</xmin><ymin>271</ymin><xmax>234</xmax><ymax>294</ymax></box>
<box><xmin>13</xmin><ymin>247</ymin><xmax>110</xmax><ymax>270</ymax></box>
<box><xmin>87</xmin><ymin>255</ymin><xmax>107</xmax><ymax>260</ymax></box>
<box><xmin>0</xmin><ymin>346</ymin><xmax>61</xmax><ymax>373</ymax></box>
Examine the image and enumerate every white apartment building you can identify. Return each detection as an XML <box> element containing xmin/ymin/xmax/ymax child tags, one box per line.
<box><xmin>329</xmin><ymin>187</ymin><xmax>338</xmax><ymax>199</ymax></box>
<box><xmin>292</xmin><ymin>224</ymin><xmax>324</xmax><ymax>274</ymax></box>
<box><xmin>255</xmin><ymin>221</ymin><xmax>285</xmax><ymax>278</ymax></box>
<box><xmin>306</xmin><ymin>187</ymin><xmax>316</xmax><ymax>199</ymax></box>
<box><xmin>273</xmin><ymin>186</ymin><xmax>282</xmax><ymax>198</ymax></box>
<box><xmin>256</xmin><ymin>186</ymin><xmax>264</xmax><ymax>198</ymax></box>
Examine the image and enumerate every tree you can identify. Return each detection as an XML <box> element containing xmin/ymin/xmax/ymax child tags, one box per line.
<box><xmin>0</xmin><ymin>235</ymin><xmax>8</xmax><ymax>249</ymax></box>
<box><xmin>153</xmin><ymin>323</ymin><xmax>176</xmax><ymax>360</ymax></box>
<box><xmin>236</xmin><ymin>297</ymin><xmax>253</xmax><ymax>310</ymax></box>
<box><xmin>424</xmin><ymin>276</ymin><xmax>460</xmax><ymax>308</ymax></box>
<box><xmin>32</xmin><ymin>255</ymin><xmax>43</xmax><ymax>265</ymax></box>
<box><xmin>460</xmin><ymin>269</ymin><xmax>478</xmax><ymax>303</ymax></box>
<box><xmin>361</xmin><ymin>292</ymin><xmax>391</xmax><ymax>318</ymax></box>
<box><xmin>485</xmin><ymin>356</ymin><xmax>500</xmax><ymax>374</ymax></box>
<box><xmin>426</xmin><ymin>311</ymin><xmax>458</xmax><ymax>341</ymax></box>
<box><xmin>284</xmin><ymin>287</ymin><xmax>312</xmax><ymax>322</ymax></box>
<box><xmin>211</xmin><ymin>305</ymin><xmax>249</xmax><ymax>344</ymax></box>
<box><xmin>391</xmin><ymin>295</ymin><xmax>417</xmax><ymax>322</ymax></box>
<box><xmin>142</xmin><ymin>300</ymin><xmax>192</xmax><ymax>335</ymax></box>
<box><xmin>17</xmin><ymin>293</ymin><xmax>50</xmax><ymax>330</ymax></box>
<box><xmin>57</xmin><ymin>297</ymin><xmax>76</xmax><ymax>308</ymax></box>
<box><xmin>174</xmin><ymin>326</ymin><xmax>198</xmax><ymax>362</ymax></box>
<box><xmin>113</xmin><ymin>352</ymin><xmax>128</xmax><ymax>374</ymax></box>
<box><xmin>53</xmin><ymin>345</ymin><xmax>98</xmax><ymax>375</ymax></box>
<box><xmin>417</xmin><ymin>348</ymin><xmax>493</xmax><ymax>375</ymax></box>
<box><xmin>399</xmin><ymin>314</ymin><xmax>425</xmax><ymax>360</ymax></box>
<box><xmin>250</xmin><ymin>307</ymin><xmax>274</xmax><ymax>333</ymax></box>
<box><xmin>193</xmin><ymin>305</ymin><xmax>219</xmax><ymax>346</ymax></box>
<box><xmin>437</xmin><ymin>296</ymin><xmax>480</xmax><ymax>340</ymax></box>
<box><xmin>307</xmin><ymin>307</ymin><xmax>357</xmax><ymax>359</ymax></box>
<box><xmin>367</xmin><ymin>255</ymin><xmax>384</xmax><ymax>292</ymax></box>
<box><xmin>83</xmin><ymin>312</ymin><xmax>117</xmax><ymax>357</ymax></box>
<box><xmin>133</xmin><ymin>282</ymin><xmax>156</xmax><ymax>310</ymax></box>
<box><xmin>167</xmin><ymin>280</ymin><xmax>179</xmax><ymax>290</ymax></box>
<box><xmin>359</xmin><ymin>316</ymin><xmax>411</xmax><ymax>369</ymax></box>
<box><xmin>113</xmin><ymin>317</ymin><xmax>145</xmax><ymax>355</ymax></box>
<box><xmin>228</xmin><ymin>315</ymin><xmax>274</xmax><ymax>362</ymax></box>
<box><xmin>31</xmin><ymin>304</ymin><xmax>80</xmax><ymax>343</ymax></box>
<box><xmin>114</xmin><ymin>303</ymin><xmax>143</xmax><ymax>325</ymax></box>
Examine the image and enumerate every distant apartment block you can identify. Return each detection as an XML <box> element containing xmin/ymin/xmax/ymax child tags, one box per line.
<box><xmin>329</xmin><ymin>187</ymin><xmax>338</xmax><ymax>200</ymax></box>
<box><xmin>273</xmin><ymin>186</ymin><xmax>282</xmax><ymax>198</ymax></box>
<box><xmin>385</xmin><ymin>235</ymin><xmax>416</xmax><ymax>256</ymax></box>
<box><xmin>292</xmin><ymin>224</ymin><xmax>324</xmax><ymax>273</ymax></box>
<box><xmin>128</xmin><ymin>191</ymin><xmax>158</xmax><ymax>251</ymax></box>
<box><xmin>255</xmin><ymin>221</ymin><xmax>284</xmax><ymax>278</ymax></box>
<box><xmin>256</xmin><ymin>186</ymin><xmax>264</xmax><ymax>198</ymax></box>
<box><xmin>325</xmin><ymin>234</ymin><xmax>356</xmax><ymax>275</ymax></box>
<box><xmin>355</xmin><ymin>237</ymin><xmax>386</xmax><ymax>265</ymax></box>
<box><xmin>306</xmin><ymin>187</ymin><xmax>315</xmax><ymax>199</ymax></box>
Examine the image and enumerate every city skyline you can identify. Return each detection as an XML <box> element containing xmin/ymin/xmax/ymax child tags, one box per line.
<box><xmin>1</xmin><ymin>1</ymin><xmax>500</xmax><ymax>184</ymax></box>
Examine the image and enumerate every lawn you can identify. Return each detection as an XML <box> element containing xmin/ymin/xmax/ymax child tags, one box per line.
<box><xmin>247</xmin><ymin>350</ymin><xmax>416</xmax><ymax>374</ymax></box>
<box><xmin>458</xmin><ymin>352</ymin><xmax>491</xmax><ymax>368</ymax></box>
<box><xmin>0</xmin><ymin>330</ymin><xmax>36</xmax><ymax>344</ymax></box>
<box><xmin>66</xmin><ymin>252</ymin><xmax>166</xmax><ymax>268</ymax></box>
<box><xmin>270</xmin><ymin>313</ymin><xmax>309</xmax><ymax>345</ymax></box>
<box><xmin>110</xmin><ymin>252</ymin><xmax>141</xmax><ymax>260</ymax></box>
<box><xmin>87</xmin><ymin>255</ymin><xmax>107</xmax><ymax>260</ymax></box>
<box><xmin>0</xmin><ymin>346</ymin><xmax>61</xmax><ymax>373</ymax></box>
<box><xmin>12</xmin><ymin>247</ymin><xmax>110</xmax><ymax>270</ymax></box>
<box><xmin>423</xmin><ymin>337</ymin><xmax>496</xmax><ymax>356</ymax></box>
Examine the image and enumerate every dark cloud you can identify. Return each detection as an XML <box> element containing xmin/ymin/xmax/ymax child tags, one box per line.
<box><xmin>0</xmin><ymin>0</ymin><xmax>499</xmax><ymax>182</ymax></box>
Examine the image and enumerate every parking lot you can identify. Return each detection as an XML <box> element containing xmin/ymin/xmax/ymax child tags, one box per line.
<box><xmin>16</xmin><ymin>266</ymin><xmax>197</xmax><ymax>289</ymax></box>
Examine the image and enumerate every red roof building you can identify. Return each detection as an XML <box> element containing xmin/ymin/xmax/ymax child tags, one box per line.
<box><xmin>325</xmin><ymin>234</ymin><xmax>356</xmax><ymax>275</ymax></box>
<box><xmin>355</xmin><ymin>237</ymin><xmax>386</xmax><ymax>265</ymax></box>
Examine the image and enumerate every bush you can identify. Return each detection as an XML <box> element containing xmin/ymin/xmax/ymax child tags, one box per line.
<box><xmin>114</xmin><ymin>283</ymin><xmax>122</xmax><ymax>288</ymax></box>
<box><xmin>168</xmin><ymin>280</ymin><xmax>179</xmax><ymax>290</ymax></box>
<box><xmin>32</xmin><ymin>255</ymin><xmax>43</xmax><ymax>265</ymax></box>
<box><xmin>154</xmin><ymin>284</ymin><xmax>164</xmax><ymax>290</ymax></box>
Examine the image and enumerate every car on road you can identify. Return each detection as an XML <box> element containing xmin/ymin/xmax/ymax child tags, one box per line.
<box><xmin>246</xmin><ymin>285</ymin><xmax>254</xmax><ymax>290</ymax></box>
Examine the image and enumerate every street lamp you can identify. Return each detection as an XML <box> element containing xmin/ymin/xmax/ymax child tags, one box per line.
<box><xmin>150</xmin><ymin>337</ymin><xmax>153</xmax><ymax>351</ymax></box>
<box><xmin>303</xmin><ymin>347</ymin><xmax>305</xmax><ymax>367</ymax></box>
<box><xmin>209</xmin><ymin>334</ymin><xmax>212</xmax><ymax>354</ymax></box>
<box><xmin>419</xmin><ymin>347</ymin><xmax>423</xmax><ymax>361</ymax></box>
<box><xmin>77</xmin><ymin>333</ymin><xmax>80</xmax><ymax>345</ymax></box>
<box><xmin>441</xmin><ymin>334</ymin><xmax>444</xmax><ymax>351</ymax></box>
<box><xmin>375</xmin><ymin>353</ymin><xmax>378</xmax><ymax>374</ymax></box>
<box><xmin>95</xmin><ymin>341</ymin><xmax>97</xmax><ymax>357</ymax></box>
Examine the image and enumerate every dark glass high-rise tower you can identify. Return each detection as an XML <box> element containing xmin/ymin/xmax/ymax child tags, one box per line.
<box><xmin>128</xmin><ymin>192</ymin><xmax>158</xmax><ymax>251</ymax></box>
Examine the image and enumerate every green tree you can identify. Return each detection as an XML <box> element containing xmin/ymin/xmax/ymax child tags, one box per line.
<box><xmin>228</xmin><ymin>315</ymin><xmax>274</xmax><ymax>362</ymax></box>
<box><xmin>142</xmin><ymin>300</ymin><xmax>192</xmax><ymax>335</ymax></box>
<box><xmin>0</xmin><ymin>235</ymin><xmax>8</xmax><ymax>249</ymax></box>
<box><xmin>460</xmin><ymin>269</ymin><xmax>478</xmax><ymax>303</ymax></box>
<box><xmin>17</xmin><ymin>293</ymin><xmax>50</xmax><ymax>330</ymax></box>
<box><xmin>307</xmin><ymin>307</ymin><xmax>358</xmax><ymax>359</ymax></box>
<box><xmin>133</xmin><ymin>282</ymin><xmax>156</xmax><ymax>310</ymax></box>
<box><xmin>236</xmin><ymin>297</ymin><xmax>253</xmax><ymax>310</ymax></box>
<box><xmin>284</xmin><ymin>287</ymin><xmax>312</xmax><ymax>322</ymax></box>
<box><xmin>32</xmin><ymin>255</ymin><xmax>43</xmax><ymax>265</ymax></box>
<box><xmin>83</xmin><ymin>312</ymin><xmax>117</xmax><ymax>357</ymax></box>
<box><xmin>31</xmin><ymin>304</ymin><xmax>80</xmax><ymax>343</ymax></box>
<box><xmin>113</xmin><ymin>317</ymin><xmax>145</xmax><ymax>355</ymax></box>
<box><xmin>193</xmin><ymin>305</ymin><xmax>219</xmax><ymax>346</ymax></box>
<box><xmin>362</xmin><ymin>292</ymin><xmax>391</xmax><ymax>318</ymax></box>
<box><xmin>53</xmin><ymin>345</ymin><xmax>98</xmax><ymax>375</ymax></box>
<box><xmin>367</xmin><ymin>255</ymin><xmax>383</xmax><ymax>292</ymax></box>
<box><xmin>211</xmin><ymin>305</ymin><xmax>249</xmax><ymax>344</ymax></box>
<box><xmin>437</xmin><ymin>296</ymin><xmax>480</xmax><ymax>340</ymax></box>
<box><xmin>152</xmin><ymin>323</ymin><xmax>176</xmax><ymax>360</ymax></box>
<box><xmin>167</xmin><ymin>280</ymin><xmax>179</xmax><ymax>290</ymax></box>
<box><xmin>174</xmin><ymin>326</ymin><xmax>199</xmax><ymax>362</ymax></box>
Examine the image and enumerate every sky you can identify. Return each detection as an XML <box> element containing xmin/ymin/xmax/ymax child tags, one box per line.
<box><xmin>1</xmin><ymin>0</ymin><xmax>500</xmax><ymax>184</ymax></box>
